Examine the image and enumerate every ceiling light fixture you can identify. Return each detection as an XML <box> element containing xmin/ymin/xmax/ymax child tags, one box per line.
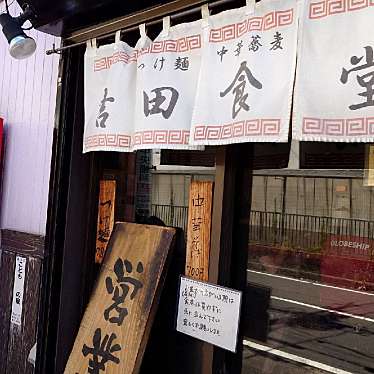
<box><xmin>0</xmin><ymin>4</ymin><xmax>36</xmax><ymax>59</ymax></box>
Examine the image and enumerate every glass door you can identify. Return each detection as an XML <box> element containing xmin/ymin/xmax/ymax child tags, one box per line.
<box><xmin>243</xmin><ymin>173</ymin><xmax>374</xmax><ymax>373</ymax></box>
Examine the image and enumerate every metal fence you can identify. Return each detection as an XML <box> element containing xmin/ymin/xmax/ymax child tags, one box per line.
<box><xmin>151</xmin><ymin>204</ymin><xmax>374</xmax><ymax>251</ymax></box>
<box><xmin>151</xmin><ymin>204</ymin><xmax>188</xmax><ymax>232</ymax></box>
<box><xmin>250</xmin><ymin>210</ymin><xmax>374</xmax><ymax>251</ymax></box>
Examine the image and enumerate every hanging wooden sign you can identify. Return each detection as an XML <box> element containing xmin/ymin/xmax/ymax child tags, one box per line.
<box><xmin>65</xmin><ymin>222</ymin><xmax>176</xmax><ymax>374</ymax></box>
<box><xmin>95</xmin><ymin>180</ymin><xmax>116</xmax><ymax>264</ymax></box>
<box><xmin>185</xmin><ymin>180</ymin><xmax>213</xmax><ymax>281</ymax></box>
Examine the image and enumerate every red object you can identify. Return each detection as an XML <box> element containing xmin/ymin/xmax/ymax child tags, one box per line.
<box><xmin>320</xmin><ymin>235</ymin><xmax>374</xmax><ymax>315</ymax></box>
<box><xmin>0</xmin><ymin>118</ymin><xmax>3</xmax><ymax>152</ymax></box>
<box><xmin>321</xmin><ymin>235</ymin><xmax>374</xmax><ymax>288</ymax></box>
<box><xmin>0</xmin><ymin>117</ymin><xmax>4</xmax><ymax>202</ymax></box>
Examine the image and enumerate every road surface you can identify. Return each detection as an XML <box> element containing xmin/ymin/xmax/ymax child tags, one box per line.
<box><xmin>243</xmin><ymin>270</ymin><xmax>374</xmax><ymax>374</ymax></box>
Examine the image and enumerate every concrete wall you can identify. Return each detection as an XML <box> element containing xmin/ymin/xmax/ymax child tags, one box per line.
<box><xmin>0</xmin><ymin>4</ymin><xmax>60</xmax><ymax>234</ymax></box>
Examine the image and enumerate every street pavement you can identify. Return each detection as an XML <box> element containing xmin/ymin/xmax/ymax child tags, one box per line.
<box><xmin>242</xmin><ymin>270</ymin><xmax>374</xmax><ymax>374</ymax></box>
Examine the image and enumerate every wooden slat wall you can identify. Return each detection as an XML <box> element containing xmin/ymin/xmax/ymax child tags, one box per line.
<box><xmin>0</xmin><ymin>230</ymin><xmax>45</xmax><ymax>374</ymax></box>
<box><xmin>0</xmin><ymin>3</ymin><xmax>60</xmax><ymax>235</ymax></box>
<box><xmin>0</xmin><ymin>251</ymin><xmax>15</xmax><ymax>367</ymax></box>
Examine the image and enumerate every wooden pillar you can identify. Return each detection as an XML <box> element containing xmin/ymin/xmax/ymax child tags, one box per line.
<box><xmin>202</xmin><ymin>144</ymin><xmax>252</xmax><ymax>374</ymax></box>
<box><xmin>119</xmin><ymin>153</ymin><xmax>137</xmax><ymax>222</ymax></box>
<box><xmin>227</xmin><ymin>145</ymin><xmax>252</xmax><ymax>373</ymax></box>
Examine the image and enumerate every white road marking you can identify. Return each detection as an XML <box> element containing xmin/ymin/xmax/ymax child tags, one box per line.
<box><xmin>243</xmin><ymin>340</ymin><xmax>354</xmax><ymax>374</ymax></box>
<box><xmin>271</xmin><ymin>296</ymin><xmax>374</xmax><ymax>323</ymax></box>
<box><xmin>247</xmin><ymin>269</ymin><xmax>374</xmax><ymax>297</ymax></box>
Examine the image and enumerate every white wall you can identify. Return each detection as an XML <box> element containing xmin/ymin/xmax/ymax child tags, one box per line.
<box><xmin>0</xmin><ymin>4</ymin><xmax>60</xmax><ymax>234</ymax></box>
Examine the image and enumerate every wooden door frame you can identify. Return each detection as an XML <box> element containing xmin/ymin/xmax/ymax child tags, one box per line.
<box><xmin>40</xmin><ymin>13</ymin><xmax>254</xmax><ymax>374</ymax></box>
<box><xmin>38</xmin><ymin>45</ymin><xmax>101</xmax><ymax>374</ymax></box>
<box><xmin>40</xmin><ymin>54</ymin><xmax>254</xmax><ymax>374</ymax></box>
<box><xmin>39</xmin><ymin>43</ymin><xmax>140</xmax><ymax>374</ymax></box>
<box><xmin>201</xmin><ymin>145</ymin><xmax>253</xmax><ymax>374</ymax></box>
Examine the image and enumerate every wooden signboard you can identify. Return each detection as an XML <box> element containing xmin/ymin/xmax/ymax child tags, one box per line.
<box><xmin>185</xmin><ymin>181</ymin><xmax>213</xmax><ymax>281</ymax></box>
<box><xmin>65</xmin><ymin>222</ymin><xmax>176</xmax><ymax>374</ymax></box>
<box><xmin>95</xmin><ymin>180</ymin><xmax>116</xmax><ymax>264</ymax></box>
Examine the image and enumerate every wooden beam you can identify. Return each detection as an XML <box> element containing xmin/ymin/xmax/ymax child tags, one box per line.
<box><xmin>211</xmin><ymin>146</ymin><xmax>234</xmax><ymax>374</ymax></box>
<box><xmin>65</xmin><ymin>0</ymin><xmax>239</xmax><ymax>43</ymax></box>
<box><xmin>226</xmin><ymin>144</ymin><xmax>252</xmax><ymax>373</ymax></box>
<box><xmin>201</xmin><ymin>144</ymin><xmax>252</xmax><ymax>374</ymax></box>
<box><xmin>209</xmin><ymin>147</ymin><xmax>227</xmax><ymax>284</ymax></box>
<box><xmin>201</xmin><ymin>146</ymin><xmax>229</xmax><ymax>374</ymax></box>
<box><xmin>1</xmin><ymin>230</ymin><xmax>45</xmax><ymax>259</ymax></box>
<box><xmin>120</xmin><ymin>153</ymin><xmax>137</xmax><ymax>222</ymax></box>
<box><xmin>40</xmin><ymin>47</ymin><xmax>100</xmax><ymax>374</ymax></box>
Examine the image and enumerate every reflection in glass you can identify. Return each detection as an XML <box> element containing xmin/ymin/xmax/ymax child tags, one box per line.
<box><xmin>244</xmin><ymin>175</ymin><xmax>374</xmax><ymax>374</ymax></box>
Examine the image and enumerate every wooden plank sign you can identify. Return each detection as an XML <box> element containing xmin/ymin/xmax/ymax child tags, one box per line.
<box><xmin>95</xmin><ymin>180</ymin><xmax>116</xmax><ymax>264</ymax></box>
<box><xmin>185</xmin><ymin>181</ymin><xmax>213</xmax><ymax>281</ymax></box>
<box><xmin>65</xmin><ymin>222</ymin><xmax>175</xmax><ymax>374</ymax></box>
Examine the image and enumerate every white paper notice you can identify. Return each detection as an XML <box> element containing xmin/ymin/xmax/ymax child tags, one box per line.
<box><xmin>176</xmin><ymin>276</ymin><xmax>242</xmax><ymax>352</ymax></box>
<box><xmin>11</xmin><ymin>256</ymin><xmax>27</xmax><ymax>326</ymax></box>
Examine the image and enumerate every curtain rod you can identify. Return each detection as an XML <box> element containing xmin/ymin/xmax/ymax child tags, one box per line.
<box><xmin>46</xmin><ymin>0</ymin><xmax>241</xmax><ymax>55</ymax></box>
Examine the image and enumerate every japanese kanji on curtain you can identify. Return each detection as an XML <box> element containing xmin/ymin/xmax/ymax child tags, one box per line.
<box><xmin>190</xmin><ymin>0</ymin><xmax>299</xmax><ymax>146</ymax></box>
<box><xmin>83</xmin><ymin>34</ymin><xmax>141</xmax><ymax>153</ymax></box>
<box><xmin>84</xmin><ymin>19</ymin><xmax>204</xmax><ymax>152</ymax></box>
<box><xmin>293</xmin><ymin>0</ymin><xmax>374</xmax><ymax>142</ymax></box>
<box><xmin>134</xmin><ymin>18</ymin><xmax>203</xmax><ymax>150</ymax></box>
